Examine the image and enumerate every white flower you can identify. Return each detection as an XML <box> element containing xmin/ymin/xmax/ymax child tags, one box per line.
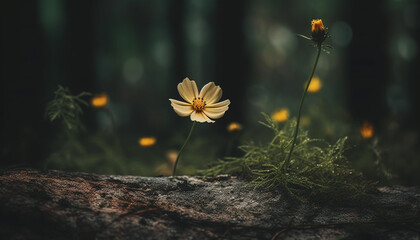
<box><xmin>169</xmin><ymin>77</ymin><xmax>230</xmax><ymax>123</ymax></box>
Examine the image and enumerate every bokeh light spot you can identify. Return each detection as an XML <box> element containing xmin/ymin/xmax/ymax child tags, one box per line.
<box><xmin>154</xmin><ymin>40</ymin><xmax>172</xmax><ymax>67</ymax></box>
<box><xmin>331</xmin><ymin>21</ymin><xmax>353</xmax><ymax>47</ymax></box>
<box><xmin>166</xmin><ymin>150</ymin><xmax>178</xmax><ymax>165</ymax></box>
<box><xmin>397</xmin><ymin>35</ymin><xmax>417</xmax><ymax>61</ymax></box>
<box><xmin>268</xmin><ymin>25</ymin><xmax>297</xmax><ymax>54</ymax></box>
<box><xmin>123</xmin><ymin>58</ymin><xmax>143</xmax><ymax>84</ymax></box>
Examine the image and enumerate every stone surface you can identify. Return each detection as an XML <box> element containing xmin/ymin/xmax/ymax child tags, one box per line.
<box><xmin>0</xmin><ymin>169</ymin><xmax>419</xmax><ymax>239</ymax></box>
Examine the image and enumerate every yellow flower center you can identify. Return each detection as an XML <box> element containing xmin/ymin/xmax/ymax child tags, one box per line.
<box><xmin>311</xmin><ymin>19</ymin><xmax>325</xmax><ymax>34</ymax></box>
<box><xmin>192</xmin><ymin>97</ymin><xmax>206</xmax><ymax>112</ymax></box>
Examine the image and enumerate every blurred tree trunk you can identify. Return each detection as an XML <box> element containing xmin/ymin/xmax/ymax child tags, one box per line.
<box><xmin>407</xmin><ymin>2</ymin><xmax>420</xmax><ymax>137</ymax></box>
<box><xmin>215</xmin><ymin>0</ymin><xmax>249</xmax><ymax>125</ymax></box>
<box><xmin>64</xmin><ymin>0</ymin><xmax>95</xmax><ymax>94</ymax></box>
<box><xmin>0</xmin><ymin>0</ymin><xmax>49</xmax><ymax>168</ymax></box>
<box><xmin>169</xmin><ymin>0</ymin><xmax>186</xmax><ymax>86</ymax></box>
<box><xmin>347</xmin><ymin>0</ymin><xmax>389</xmax><ymax>127</ymax></box>
<box><xmin>64</xmin><ymin>0</ymin><xmax>96</xmax><ymax>128</ymax></box>
<box><xmin>1</xmin><ymin>169</ymin><xmax>419</xmax><ymax>239</ymax></box>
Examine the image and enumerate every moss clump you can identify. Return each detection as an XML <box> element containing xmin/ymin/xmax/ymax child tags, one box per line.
<box><xmin>201</xmin><ymin>113</ymin><xmax>376</xmax><ymax>203</ymax></box>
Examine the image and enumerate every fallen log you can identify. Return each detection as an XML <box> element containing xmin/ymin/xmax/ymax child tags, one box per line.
<box><xmin>0</xmin><ymin>169</ymin><xmax>419</xmax><ymax>239</ymax></box>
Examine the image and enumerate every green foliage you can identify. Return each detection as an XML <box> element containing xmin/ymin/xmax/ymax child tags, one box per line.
<box><xmin>201</xmin><ymin>113</ymin><xmax>377</xmax><ymax>203</ymax></box>
<box><xmin>45</xmin><ymin>85</ymin><xmax>91</xmax><ymax>133</ymax></box>
<box><xmin>45</xmin><ymin>134</ymin><xmax>152</xmax><ymax>175</ymax></box>
<box><xmin>44</xmin><ymin>86</ymin><xmax>160</xmax><ymax>176</ymax></box>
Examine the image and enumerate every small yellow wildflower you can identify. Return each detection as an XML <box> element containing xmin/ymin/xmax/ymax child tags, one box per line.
<box><xmin>360</xmin><ymin>122</ymin><xmax>374</xmax><ymax>139</ymax></box>
<box><xmin>166</xmin><ymin>150</ymin><xmax>178</xmax><ymax>165</ymax></box>
<box><xmin>307</xmin><ymin>76</ymin><xmax>322</xmax><ymax>93</ymax></box>
<box><xmin>227</xmin><ymin>122</ymin><xmax>243</xmax><ymax>132</ymax></box>
<box><xmin>271</xmin><ymin>108</ymin><xmax>290</xmax><ymax>123</ymax></box>
<box><xmin>138</xmin><ymin>137</ymin><xmax>157</xmax><ymax>147</ymax></box>
<box><xmin>91</xmin><ymin>93</ymin><xmax>108</xmax><ymax>108</ymax></box>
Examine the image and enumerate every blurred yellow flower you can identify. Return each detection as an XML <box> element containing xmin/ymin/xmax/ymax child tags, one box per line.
<box><xmin>306</xmin><ymin>76</ymin><xmax>322</xmax><ymax>93</ymax></box>
<box><xmin>169</xmin><ymin>77</ymin><xmax>230</xmax><ymax>123</ymax></box>
<box><xmin>360</xmin><ymin>122</ymin><xmax>374</xmax><ymax>139</ymax></box>
<box><xmin>227</xmin><ymin>122</ymin><xmax>243</xmax><ymax>132</ymax></box>
<box><xmin>166</xmin><ymin>150</ymin><xmax>178</xmax><ymax>165</ymax></box>
<box><xmin>138</xmin><ymin>137</ymin><xmax>157</xmax><ymax>147</ymax></box>
<box><xmin>271</xmin><ymin>108</ymin><xmax>290</xmax><ymax>123</ymax></box>
<box><xmin>91</xmin><ymin>93</ymin><xmax>108</xmax><ymax>108</ymax></box>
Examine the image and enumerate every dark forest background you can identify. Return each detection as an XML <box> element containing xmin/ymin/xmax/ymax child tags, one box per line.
<box><xmin>1</xmin><ymin>0</ymin><xmax>419</xmax><ymax>184</ymax></box>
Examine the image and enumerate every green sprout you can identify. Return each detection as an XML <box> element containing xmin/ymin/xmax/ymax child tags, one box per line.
<box><xmin>45</xmin><ymin>85</ymin><xmax>91</xmax><ymax>133</ymax></box>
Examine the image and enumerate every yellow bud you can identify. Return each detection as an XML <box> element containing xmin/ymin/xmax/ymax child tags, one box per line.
<box><xmin>310</xmin><ymin>19</ymin><xmax>327</xmax><ymax>44</ymax></box>
<box><xmin>311</xmin><ymin>19</ymin><xmax>325</xmax><ymax>34</ymax></box>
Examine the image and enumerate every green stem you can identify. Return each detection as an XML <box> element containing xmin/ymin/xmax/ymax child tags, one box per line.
<box><xmin>173</xmin><ymin>121</ymin><xmax>196</xmax><ymax>176</ymax></box>
<box><xmin>283</xmin><ymin>44</ymin><xmax>322</xmax><ymax>171</ymax></box>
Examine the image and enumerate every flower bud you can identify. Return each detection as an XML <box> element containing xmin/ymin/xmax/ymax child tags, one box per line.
<box><xmin>311</xmin><ymin>19</ymin><xmax>327</xmax><ymax>44</ymax></box>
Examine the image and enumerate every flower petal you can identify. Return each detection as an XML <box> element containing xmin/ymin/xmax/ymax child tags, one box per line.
<box><xmin>204</xmin><ymin>99</ymin><xmax>230</xmax><ymax>119</ymax></box>
<box><xmin>203</xmin><ymin>108</ymin><xmax>228</xmax><ymax>119</ymax></box>
<box><xmin>201</xmin><ymin>112</ymin><xmax>215</xmax><ymax>123</ymax></box>
<box><xmin>198</xmin><ymin>82</ymin><xmax>222</xmax><ymax>104</ymax></box>
<box><xmin>206</xmin><ymin>99</ymin><xmax>230</xmax><ymax>108</ymax></box>
<box><xmin>190</xmin><ymin>111</ymin><xmax>215</xmax><ymax>123</ymax></box>
<box><xmin>169</xmin><ymin>99</ymin><xmax>193</xmax><ymax>117</ymax></box>
<box><xmin>177</xmin><ymin>77</ymin><xmax>199</xmax><ymax>103</ymax></box>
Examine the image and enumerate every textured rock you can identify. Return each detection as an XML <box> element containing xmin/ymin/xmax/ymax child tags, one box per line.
<box><xmin>0</xmin><ymin>169</ymin><xmax>419</xmax><ymax>239</ymax></box>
